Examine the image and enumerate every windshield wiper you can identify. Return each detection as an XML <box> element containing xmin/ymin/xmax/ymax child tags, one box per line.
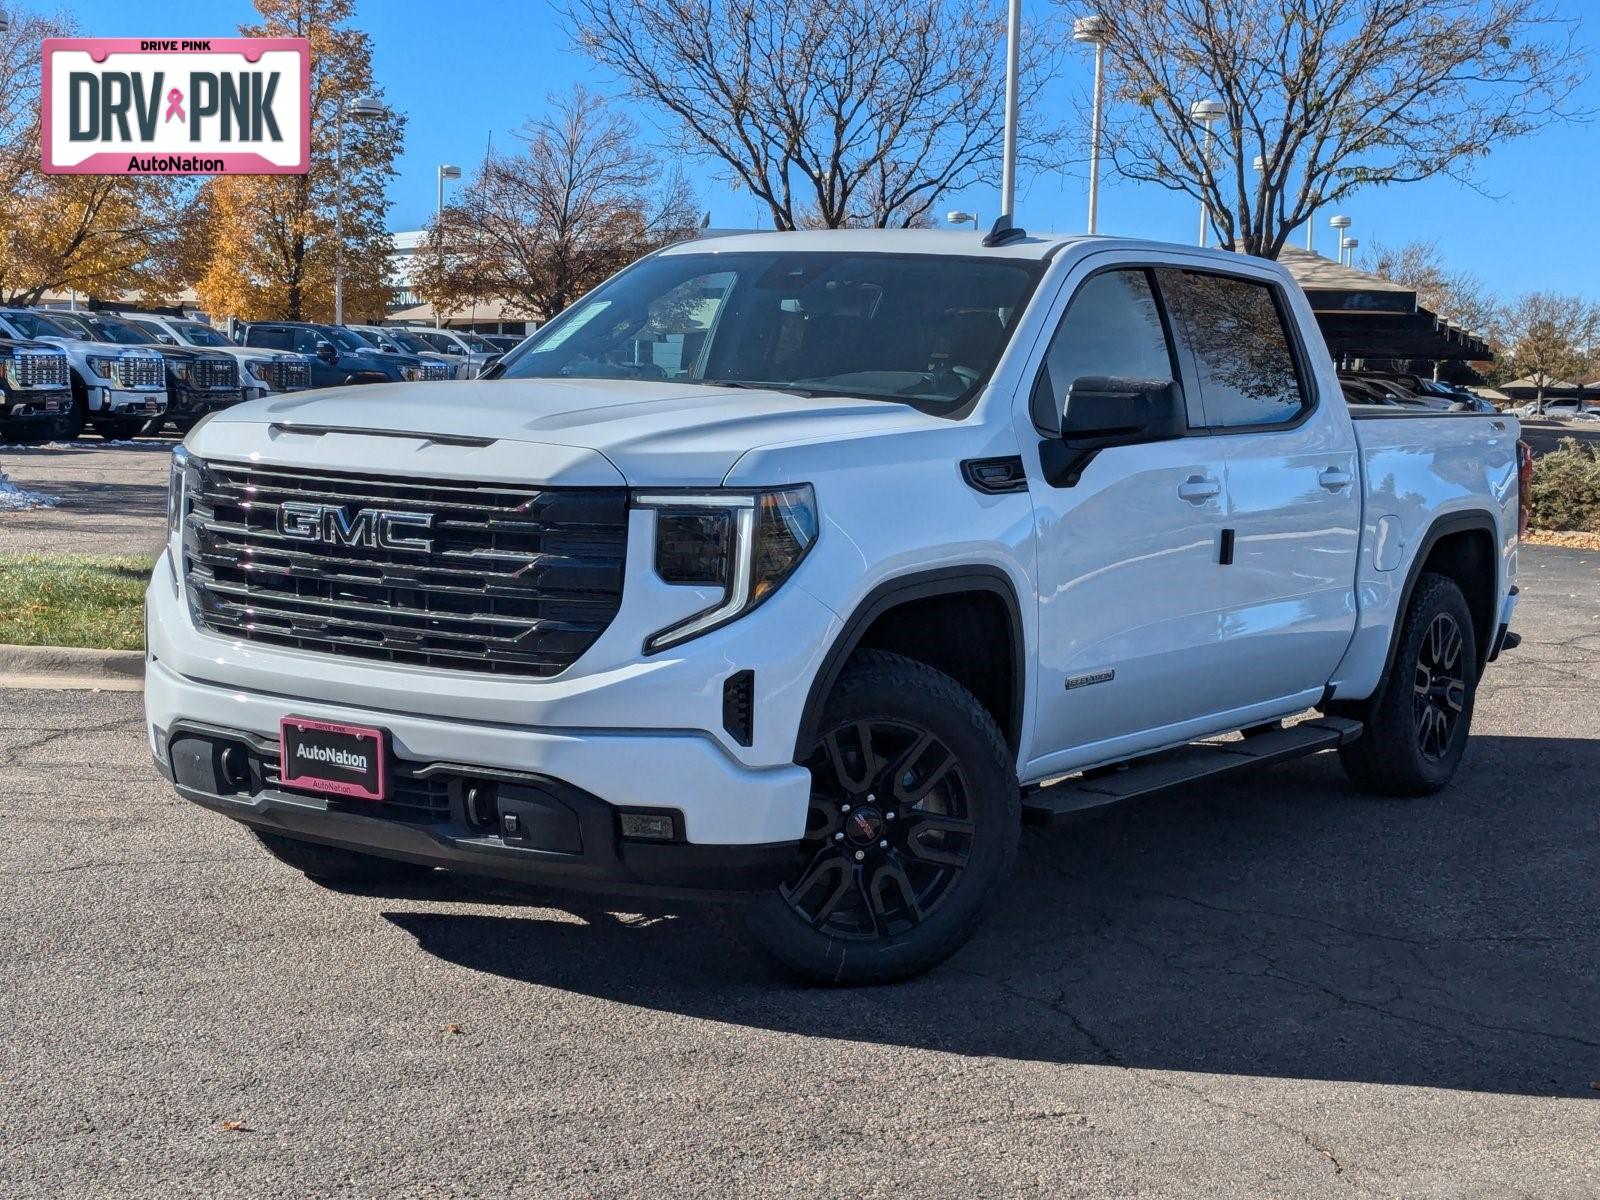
<box><xmin>695</xmin><ymin>379</ymin><xmax>827</xmax><ymax>398</ymax></box>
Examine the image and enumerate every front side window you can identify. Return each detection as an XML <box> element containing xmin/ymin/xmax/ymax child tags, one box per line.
<box><xmin>1157</xmin><ymin>270</ymin><xmax>1308</xmax><ymax>428</ymax></box>
<box><xmin>1034</xmin><ymin>269</ymin><xmax>1176</xmax><ymax>427</ymax></box>
<box><xmin>503</xmin><ymin>251</ymin><xmax>1044</xmax><ymax>413</ymax></box>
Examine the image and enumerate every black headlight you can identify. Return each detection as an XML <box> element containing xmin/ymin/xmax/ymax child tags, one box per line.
<box><xmin>654</xmin><ymin>509</ymin><xmax>735</xmax><ymax>585</ymax></box>
<box><xmin>635</xmin><ymin>485</ymin><xmax>817</xmax><ymax>652</ymax></box>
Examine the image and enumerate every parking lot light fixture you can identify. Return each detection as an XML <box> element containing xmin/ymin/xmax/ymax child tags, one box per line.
<box><xmin>1189</xmin><ymin>99</ymin><xmax>1226</xmax><ymax>247</ymax></box>
<box><xmin>333</xmin><ymin>94</ymin><xmax>389</xmax><ymax>326</ymax></box>
<box><xmin>1073</xmin><ymin>15</ymin><xmax>1107</xmax><ymax>234</ymax></box>
<box><xmin>946</xmin><ymin>210</ymin><xmax>979</xmax><ymax>229</ymax></box>
<box><xmin>0</xmin><ymin>8</ymin><xmax>10</xmax><ymax>34</ymax></box>
<box><xmin>1329</xmin><ymin>214</ymin><xmax>1352</xmax><ymax>264</ymax></box>
<box><xmin>435</xmin><ymin>164</ymin><xmax>463</xmax><ymax>326</ymax></box>
<box><xmin>1342</xmin><ymin>236</ymin><xmax>1359</xmax><ymax>267</ymax></box>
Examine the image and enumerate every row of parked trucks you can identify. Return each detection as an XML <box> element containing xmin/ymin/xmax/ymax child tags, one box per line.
<box><xmin>0</xmin><ymin>307</ymin><xmax>519</xmax><ymax>444</ymax></box>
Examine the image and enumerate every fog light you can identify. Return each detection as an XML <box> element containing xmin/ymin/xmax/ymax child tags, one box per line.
<box><xmin>619</xmin><ymin>811</ymin><xmax>678</xmax><ymax>842</ymax></box>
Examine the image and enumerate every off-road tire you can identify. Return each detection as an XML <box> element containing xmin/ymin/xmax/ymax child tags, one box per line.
<box><xmin>741</xmin><ymin>650</ymin><xmax>1020</xmax><ymax>985</ymax></box>
<box><xmin>1339</xmin><ymin>572</ymin><xmax>1478</xmax><ymax>797</ymax></box>
<box><xmin>252</xmin><ymin>829</ymin><xmax>436</xmax><ymax>889</ymax></box>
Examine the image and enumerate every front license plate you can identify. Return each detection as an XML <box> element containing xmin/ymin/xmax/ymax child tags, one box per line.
<box><xmin>279</xmin><ymin>717</ymin><xmax>388</xmax><ymax>801</ymax></box>
<box><xmin>145</xmin><ymin>398</ymin><xmax>160</xmax><ymax>412</ymax></box>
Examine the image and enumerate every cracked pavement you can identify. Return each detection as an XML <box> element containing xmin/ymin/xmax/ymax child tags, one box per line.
<box><xmin>3</xmin><ymin>545</ymin><xmax>1598</xmax><ymax>1198</ymax></box>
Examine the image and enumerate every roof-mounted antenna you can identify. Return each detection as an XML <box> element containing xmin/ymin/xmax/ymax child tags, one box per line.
<box><xmin>982</xmin><ymin>214</ymin><xmax>1028</xmax><ymax>247</ymax></box>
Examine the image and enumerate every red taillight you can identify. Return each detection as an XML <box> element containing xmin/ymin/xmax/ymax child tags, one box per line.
<box><xmin>1517</xmin><ymin>439</ymin><xmax>1533</xmax><ymax>539</ymax></box>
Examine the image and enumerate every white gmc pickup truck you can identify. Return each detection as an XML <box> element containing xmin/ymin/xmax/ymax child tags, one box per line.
<box><xmin>145</xmin><ymin>230</ymin><xmax>1525</xmax><ymax>984</ymax></box>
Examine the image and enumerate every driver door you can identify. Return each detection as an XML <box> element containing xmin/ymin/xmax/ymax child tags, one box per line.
<box><xmin>1023</xmin><ymin>265</ymin><xmax>1237</xmax><ymax>778</ymax></box>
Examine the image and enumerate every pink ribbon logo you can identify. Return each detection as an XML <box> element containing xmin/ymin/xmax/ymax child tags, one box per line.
<box><xmin>164</xmin><ymin>88</ymin><xmax>185</xmax><ymax>123</ymax></box>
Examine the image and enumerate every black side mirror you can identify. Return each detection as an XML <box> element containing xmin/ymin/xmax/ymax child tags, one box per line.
<box><xmin>1041</xmin><ymin>376</ymin><xmax>1186</xmax><ymax>487</ymax></box>
<box><xmin>314</xmin><ymin>339</ymin><xmax>338</xmax><ymax>363</ymax></box>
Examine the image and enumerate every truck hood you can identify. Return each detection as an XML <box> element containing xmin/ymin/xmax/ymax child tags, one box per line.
<box><xmin>200</xmin><ymin>377</ymin><xmax>948</xmax><ymax>485</ymax></box>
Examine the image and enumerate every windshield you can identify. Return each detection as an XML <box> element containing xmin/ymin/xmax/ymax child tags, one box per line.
<box><xmin>501</xmin><ymin>251</ymin><xmax>1043</xmax><ymax>410</ymax></box>
<box><xmin>383</xmin><ymin>329</ymin><xmax>433</xmax><ymax>353</ymax></box>
<box><xmin>175</xmin><ymin>322</ymin><xmax>232</xmax><ymax>347</ymax></box>
<box><xmin>327</xmin><ymin>327</ymin><xmax>373</xmax><ymax>352</ymax></box>
<box><xmin>76</xmin><ymin>316</ymin><xmax>157</xmax><ymax>345</ymax></box>
<box><xmin>2</xmin><ymin>310</ymin><xmax>72</xmax><ymax>339</ymax></box>
<box><xmin>411</xmin><ymin>330</ymin><xmax>454</xmax><ymax>353</ymax></box>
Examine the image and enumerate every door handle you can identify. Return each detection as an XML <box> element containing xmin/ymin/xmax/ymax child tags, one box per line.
<box><xmin>1177</xmin><ymin>474</ymin><xmax>1221</xmax><ymax>503</ymax></box>
<box><xmin>1318</xmin><ymin>466</ymin><xmax>1353</xmax><ymax>492</ymax></box>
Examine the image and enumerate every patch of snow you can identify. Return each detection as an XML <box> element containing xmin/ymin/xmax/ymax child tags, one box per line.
<box><xmin>0</xmin><ymin>472</ymin><xmax>60</xmax><ymax>510</ymax></box>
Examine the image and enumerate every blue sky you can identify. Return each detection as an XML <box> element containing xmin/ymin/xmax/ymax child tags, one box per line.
<box><xmin>63</xmin><ymin>0</ymin><xmax>1600</xmax><ymax>298</ymax></box>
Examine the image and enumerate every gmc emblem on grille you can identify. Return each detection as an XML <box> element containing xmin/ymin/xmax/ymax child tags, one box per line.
<box><xmin>277</xmin><ymin>502</ymin><xmax>435</xmax><ymax>552</ymax></box>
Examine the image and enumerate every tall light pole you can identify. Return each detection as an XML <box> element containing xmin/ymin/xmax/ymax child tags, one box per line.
<box><xmin>434</xmin><ymin>163</ymin><xmax>462</xmax><ymax>327</ymax></box>
<box><xmin>946</xmin><ymin>210</ymin><xmax>980</xmax><ymax>229</ymax></box>
<box><xmin>0</xmin><ymin>9</ymin><xmax>11</xmax><ymax>33</ymax></box>
<box><xmin>1074</xmin><ymin>15</ymin><xmax>1107</xmax><ymax>234</ymax></box>
<box><xmin>999</xmin><ymin>0</ymin><xmax>1021</xmax><ymax>222</ymax></box>
<box><xmin>333</xmin><ymin>94</ymin><xmax>387</xmax><ymax>325</ymax></box>
<box><xmin>1342</xmin><ymin>236</ymin><xmax>1359</xmax><ymax>268</ymax></box>
<box><xmin>1329</xmin><ymin>214</ymin><xmax>1352</xmax><ymax>265</ymax></box>
<box><xmin>1189</xmin><ymin>99</ymin><xmax>1226</xmax><ymax>248</ymax></box>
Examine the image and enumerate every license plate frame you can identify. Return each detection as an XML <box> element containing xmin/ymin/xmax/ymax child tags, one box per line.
<box><xmin>278</xmin><ymin>716</ymin><xmax>389</xmax><ymax>802</ymax></box>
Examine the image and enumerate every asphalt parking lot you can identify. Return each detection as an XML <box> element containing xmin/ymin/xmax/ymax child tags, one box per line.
<box><xmin>3</xmin><ymin>517</ymin><xmax>1598</xmax><ymax>1194</ymax></box>
<box><xmin>0</xmin><ymin>437</ymin><xmax>175</xmax><ymax>558</ymax></box>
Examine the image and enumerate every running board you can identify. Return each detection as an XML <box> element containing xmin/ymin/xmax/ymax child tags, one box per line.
<box><xmin>1021</xmin><ymin>717</ymin><xmax>1364</xmax><ymax>825</ymax></box>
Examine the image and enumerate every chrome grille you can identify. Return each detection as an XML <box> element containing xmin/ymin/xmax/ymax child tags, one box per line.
<box><xmin>182</xmin><ymin>460</ymin><xmax>629</xmax><ymax>677</ymax></box>
<box><xmin>112</xmin><ymin>355</ymin><xmax>166</xmax><ymax>390</ymax></box>
<box><xmin>259</xmin><ymin>359</ymin><xmax>311</xmax><ymax>391</ymax></box>
<box><xmin>191</xmin><ymin>357</ymin><xmax>238</xmax><ymax>390</ymax></box>
<box><xmin>417</xmin><ymin>361</ymin><xmax>450</xmax><ymax>382</ymax></box>
<box><xmin>11</xmin><ymin>349</ymin><xmax>69</xmax><ymax>390</ymax></box>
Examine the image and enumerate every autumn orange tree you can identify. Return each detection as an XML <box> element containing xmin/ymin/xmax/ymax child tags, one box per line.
<box><xmin>0</xmin><ymin>8</ymin><xmax>199</xmax><ymax>305</ymax></box>
<box><xmin>196</xmin><ymin>0</ymin><xmax>403</xmax><ymax>322</ymax></box>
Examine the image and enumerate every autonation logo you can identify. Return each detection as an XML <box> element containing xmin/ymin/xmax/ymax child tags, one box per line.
<box><xmin>294</xmin><ymin>743</ymin><xmax>369</xmax><ymax>773</ymax></box>
<box><xmin>42</xmin><ymin>38</ymin><xmax>309</xmax><ymax>175</ymax></box>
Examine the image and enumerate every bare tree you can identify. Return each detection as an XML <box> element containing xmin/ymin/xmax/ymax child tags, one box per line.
<box><xmin>1080</xmin><ymin>0</ymin><xmax>1584</xmax><ymax>258</ymax></box>
<box><xmin>1363</xmin><ymin>239</ymin><xmax>1497</xmax><ymax>338</ymax></box>
<box><xmin>566</xmin><ymin>0</ymin><xmax>1058</xmax><ymax>231</ymax></box>
<box><xmin>412</xmin><ymin>87</ymin><xmax>697</xmax><ymax>321</ymax></box>
<box><xmin>1496</xmin><ymin>292</ymin><xmax>1599</xmax><ymax>413</ymax></box>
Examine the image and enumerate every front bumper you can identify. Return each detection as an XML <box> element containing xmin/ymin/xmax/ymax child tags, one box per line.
<box><xmin>155</xmin><ymin>717</ymin><xmax>800</xmax><ymax>898</ymax></box>
<box><xmin>1</xmin><ymin>387</ymin><xmax>69</xmax><ymax>426</ymax></box>
<box><xmin>92</xmin><ymin>385</ymin><xmax>166</xmax><ymax>416</ymax></box>
<box><xmin>145</xmin><ymin>654</ymin><xmax>811</xmax><ymax>845</ymax></box>
<box><xmin>170</xmin><ymin>385</ymin><xmax>245</xmax><ymax>419</ymax></box>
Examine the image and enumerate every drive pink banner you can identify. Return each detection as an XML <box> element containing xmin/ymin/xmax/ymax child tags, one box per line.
<box><xmin>42</xmin><ymin>37</ymin><xmax>310</xmax><ymax>175</ymax></box>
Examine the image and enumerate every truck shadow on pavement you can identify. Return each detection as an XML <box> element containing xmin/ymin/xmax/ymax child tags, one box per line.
<box><xmin>384</xmin><ymin>734</ymin><xmax>1599</xmax><ymax>1099</ymax></box>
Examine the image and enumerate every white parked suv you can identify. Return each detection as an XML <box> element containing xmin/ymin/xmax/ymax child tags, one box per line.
<box><xmin>146</xmin><ymin>230</ymin><xmax>1523</xmax><ymax>983</ymax></box>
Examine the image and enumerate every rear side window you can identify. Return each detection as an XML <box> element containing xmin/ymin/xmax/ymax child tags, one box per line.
<box><xmin>1033</xmin><ymin>268</ymin><xmax>1176</xmax><ymax>428</ymax></box>
<box><xmin>1156</xmin><ymin>270</ymin><xmax>1308</xmax><ymax>428</ymax></box>
<box><xmin>245</xmin><ymin>327</ymin><xmax>292</xmax><ymax>351</ymax></box>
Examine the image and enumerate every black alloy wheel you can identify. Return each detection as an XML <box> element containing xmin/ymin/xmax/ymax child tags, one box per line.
<box><xmin>740</xmin><ymin>650</ymin><xmax>1018</xmax><ymax>985</ymax></box>
<box><xmin>1413</xmin><ymin>612</ymin><xmax>1466</xmax><ymax>761</ymax></box>
<box><xmin>1338</xmin><ymin>571</ymin><xmax>1478</xmax><ymax>797</ymax></box>
<box><xmin>785</xmin><ymin>718</ymin><xmax>975</xmax><ymax>939</ymax></box>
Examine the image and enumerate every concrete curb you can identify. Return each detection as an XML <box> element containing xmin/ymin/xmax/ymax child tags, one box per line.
<box><xmin>0</xmin><ymin>643</ymin><xmax>144</xmax><ymax>691</ymax></box>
